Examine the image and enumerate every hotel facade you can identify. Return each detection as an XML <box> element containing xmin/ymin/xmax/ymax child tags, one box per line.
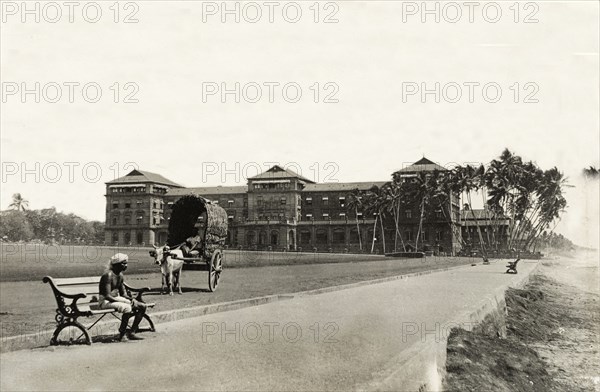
<box><xmin>104</xmin><ymin>158</ymin><xmax>506</xmax><ymax>255</ymax></box>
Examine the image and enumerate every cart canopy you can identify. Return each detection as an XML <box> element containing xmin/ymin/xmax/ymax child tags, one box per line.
<box><xmin>166</xmin><ymin>194</ymin><xmax>228</xmax><ymax>248</ymax></box>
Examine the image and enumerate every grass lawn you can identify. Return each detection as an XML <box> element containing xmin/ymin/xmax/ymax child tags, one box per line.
<box><xmin>0</xmin><ymin>244</ymin><xmax>392</xmax><ymax>282</ymax></box>
<box><xmin>0</xmin><ymin>244</ymin><xmax>478</xmax><ymax>340</ymax></box>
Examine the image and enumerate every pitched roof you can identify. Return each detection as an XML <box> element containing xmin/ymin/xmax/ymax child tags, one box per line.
<box><xmin>106</xmin><ymin>169</ymin><xmax>182</xmax><ymax>187</ymax></box>
<box><xmin>461</xmin><ymin>209</ymin><xmax>508</xmax><ymax>220</ymax></box>
<box><xmin>304</xmin><ymin>181</ymin><xmax>388</xmax><ymax>192</ymax></box>
<box><xmin>248</xmin><ymin>165</ymin><xmax>314</xmax><ymax>183</ymax></box>
<box><xmin>167</xmin><ymin>185</ymin><xmax>248</xmax><ymax>196</ymax></box>
<box><xmin>396</xmin><ymin>157</ymin><xmax>447</xmax><ymax>173</ymax></box>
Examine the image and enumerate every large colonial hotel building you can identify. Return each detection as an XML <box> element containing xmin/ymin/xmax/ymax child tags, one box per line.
<box><xmin>104</xmin><ymin>158</ymin><xmax>505</xmax><ymax>255</ymax></box>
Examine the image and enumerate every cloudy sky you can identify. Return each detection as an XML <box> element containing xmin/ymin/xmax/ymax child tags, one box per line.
<box><xmin>1</xmin><ymin>1</ymin><xmax>598</xmax><ymax>247</ymax></box>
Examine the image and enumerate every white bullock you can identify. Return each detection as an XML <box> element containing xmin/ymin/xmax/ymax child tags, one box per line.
<box><xmin>149</xmin><ymin>245</ymin><xmax>184</xmax><ymax>295</ymax></box>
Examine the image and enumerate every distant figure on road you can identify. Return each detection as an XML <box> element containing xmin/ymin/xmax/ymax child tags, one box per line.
<box><xmin>99</xmin><ymin>253</ymin><xmax>147</xmax><ymax>341</ymax></box>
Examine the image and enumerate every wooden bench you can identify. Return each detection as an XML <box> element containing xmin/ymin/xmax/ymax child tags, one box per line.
<box><xmin>506</xmin><ymin>258</ymin><xmax>520</xmax><ymax>274</ymax></box>
<box><xmin>43</xmin><ymin>276</ymin><xmax>156</xmax><ymax>345</ymax></box>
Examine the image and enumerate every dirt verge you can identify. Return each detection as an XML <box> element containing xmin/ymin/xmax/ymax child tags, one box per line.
<box><xmin>444</xmin><ymin>270</ymin><xmax>599</xmax><ymax>391</ymax></box>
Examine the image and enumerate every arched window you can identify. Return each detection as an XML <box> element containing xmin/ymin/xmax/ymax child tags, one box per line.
<box><xmin>270</xmin><ymin>230</ymin><xmax>279</xmax><ymax>245</ymax></box>
<box><xmin>316</xmin><ymin>229</ymin><xmax>328</xmax><ymax>244</ymax></box>
<box><xmin>259</xmin><ymin>231</ymin><xmax>267</xmax><ymax>245</ymax></box>
<box><xmin>246</xmin><ymin>231</ymin><xmax>256</xmax><ymax>245</ymax></box>
<box><xmin>333</xmin><ymin>228</ymin><xmax>345</xmax><ymax>243</ymax></box>
<box><xmin>300</xmin><ymin>230</ymin><xmax>311</xmax><ymax>245</ymax></box>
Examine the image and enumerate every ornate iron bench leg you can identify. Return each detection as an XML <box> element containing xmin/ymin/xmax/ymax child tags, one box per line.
<box><xmin>143</xmin><ymin>314</ymin><xmax>156</xmax><ymax>332</ymax></box>
<box><xmin>51</xmin><ymin>320</ymin><xmax>91</xmax><ymax>346</ymax></box>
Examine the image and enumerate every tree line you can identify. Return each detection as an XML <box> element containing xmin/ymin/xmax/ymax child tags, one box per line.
<box><xmin>345</xmin><ymin>149</ymin><xmax>573</xmax><ymax>255</ymax></box>
<box><xmin>1</xmin><ymin>193</ymin><xmax>104</xmax><ymax>244</ymax></box>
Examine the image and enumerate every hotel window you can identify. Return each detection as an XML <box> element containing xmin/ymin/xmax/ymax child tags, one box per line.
<box><xmin>228</xmin><ymin>200</ymin><xmax>234</xmax><ymax>206</ymax></box>
<box><xmin>153</xmin><ymin>217</ymin><xmax>159</xmax><ymax>225</ymax></box>
<box><xmin>322</xmin><ymin>197</ymin><xmax>329</xmax><ymax>206</ymax></box>
<box><xmin>306</xmin><ymin>214</ymin><xmax>313</xmax><ymax>220</ymax></box>
<box><xmin>112</xmin><ymin>218</ymin><xmax>117</xmax><ymax>225</ymax></box>
<box><xmin>153</xmin><ymin>201</ymin><xmax>157</xmax><ymax>209</ymax></box>
<box><xmin>305</xmin><ymin>197</ymin><xmax>312</xmax><ymax>205</ymax></box>
<box><xmin>339</xmin><ymin>196</ymin><xmax>346</xmax><ymax>207</ymax></box>
<box><xmin>435</xmin><ymin>209</ymin><xmax>442</xmax><ymax>219</ymax></box>
<box><xmin>125</xmin><ymin>202</ymin><xmax>131</xmax><ymax>209</ymax></box>
<box><xmin>257</xmin><ymin>197</ymin><xmax>263</xmax><ymax>206</ymax></box>
<box><xmin>339</xmin><ymin>212</ymin><xmax>346</xmax><ymax>219</ymax></box>
<box><xmin>405</xmin><ymin>209</ymin><xmax>412</xmax><ymax>219</ymax></box>
<box><xmin>112</xmin><ymin>203</ymin><xmax>119</xmax><ymax>209</ymax></box>
<box><xmin>323</xmin><ymin>213</ymin><xmax>329</xmax><ymax>219</ymax></box>
<box><xmin>280</xmin><ymin>197</ymin><xmax>286</xmax><ymax>205</ymax></box>
<box><xmin>124</xmin><ymin>217</ymin><xmax>131</xmax><ymax>225</ymax></box>
<box><xmin>436</xmin><ymin>231</ymin><xmax>443</xmax><ymax>241</ymax></box>
<box><xmin>136</xmin><ymin>200</ymin><xmax>142</xmax><ymax>207</ymax></box>
<box><xmin>357</xmin><ymin>212</ymin><xmax>363</xmax><ymax>219</ymax></box>
<box><xmin>137</xmin><ymin>215</ymin><xmax>143</xmax><ymax>224</ymax></box>
<box><xmin>405</xmin><ymin>231</ymin><xmax>413</xmax><ymax>241</ymax></box>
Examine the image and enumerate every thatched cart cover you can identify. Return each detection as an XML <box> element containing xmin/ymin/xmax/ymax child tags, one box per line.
<box><xmin>166</xmin><ymin>194</ymin><xmax>228</xmax><ymax>257</ymax></box>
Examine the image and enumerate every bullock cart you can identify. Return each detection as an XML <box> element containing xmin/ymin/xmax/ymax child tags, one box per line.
<box><xmin>151</xmin><ymin>194</ymin><xmax>228</xmax><ymax>292</ymax></box>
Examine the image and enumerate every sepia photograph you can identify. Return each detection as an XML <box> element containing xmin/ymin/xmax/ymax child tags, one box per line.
<box><xmin>0</xmin><ymin>1</ymin><xmax>599</xmax><ymax>390</ymax></box>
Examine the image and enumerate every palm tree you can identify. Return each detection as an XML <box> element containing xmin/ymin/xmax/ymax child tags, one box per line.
<box><xmin>362</xmin><ymin>188</ymin><xmax>380</xmax><ymax>253</ymax></box>
<box><xmin>402</xmin><ymin>172</ymin><xmax>438</xmax><ymax>251</ymax></box>
<box><xmin>523</xmin><ymin>167</ymin><xmax>568</xmax><ymax>250</ymax></box>
<box><xmin>346</xmin><ymin>189</ymin><xmax>364</xmax><ymax>251</ymax></box>
<box><xmin>486</xmin><ymin>149</ymin><xmax>569</xmax><ymax>252</ymax></box>
<box><xmin>453</xmin><ymin>165</ymin><xmax>488</xmax><ymax>258</ymax></box>
<box><xmin>429</xmin><ymin>169</ymin><xmax>462</xmax><ymax>253</ymax></box>
<box><xmin>8</xmin><ymin>193</ymin><xmax>29</xmax><ymax>211</ymax></box>
<box><xmin>363</xmin><ymin>185</ymin><xmax>390</xmax><ymax>254</ymax></box>
<box><xmin>386</xmin><ymin>180</ymin><xmax>407</xmax><ymax>252</ymax></box>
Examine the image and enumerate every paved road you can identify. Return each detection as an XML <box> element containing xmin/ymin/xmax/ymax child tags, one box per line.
<box><xmin>0</xmin><ymin>260</ymin><xmax>538</xmax><ymax>391</ymax></box>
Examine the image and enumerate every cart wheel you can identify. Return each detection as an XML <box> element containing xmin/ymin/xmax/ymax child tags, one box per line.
<box><xmin>208</xmin><ymin>250</ymin><xmax>223</xmax><ymax>292</ymax></box>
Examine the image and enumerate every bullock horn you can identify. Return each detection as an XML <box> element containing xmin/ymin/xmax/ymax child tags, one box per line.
<box><xmin>153</xmin><ymin>244</ymin><xmax>158</xmax><ymax>249</ymax></box>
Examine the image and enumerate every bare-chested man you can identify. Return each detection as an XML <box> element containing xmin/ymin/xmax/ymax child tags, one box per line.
<box><xmin>99</xmin><ymin>253</ymin><xmax>147</xmax><ymax>341</ymax></box>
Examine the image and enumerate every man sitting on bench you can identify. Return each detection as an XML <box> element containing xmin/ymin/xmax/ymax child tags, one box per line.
<box><xmin>99</xmin><ymin>253</ymin><xmax>147</xmax><ymax>341</ymax></box>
